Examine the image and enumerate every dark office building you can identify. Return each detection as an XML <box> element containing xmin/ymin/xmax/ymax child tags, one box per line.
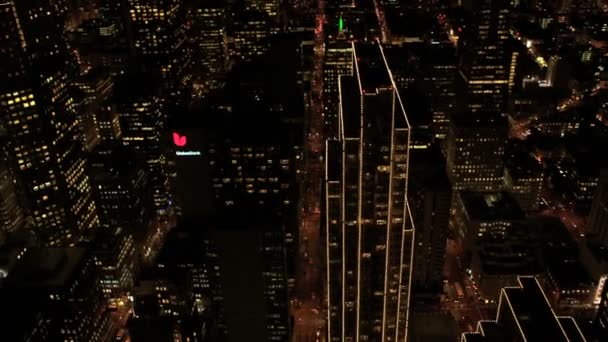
<box><xmin>463</xmin><ymin>276</ymin><xmax>586</xmax><ymax>342</ymax></box>
<box><xmin>209</xmin><ymin>211</ymin><xmax>291</xmax><ymax>342</ymax></box>
<box><xmin>89</xmin><ymin>143</ymin><xmax>154</xmax><ymax>238</ymax></box>
<box><xmin>458</xmin><ymin>0</ymin><xmax>513</xmax><ymax>114</ymax></box>
<box><xmin>114</xmin><ymin>75</ymin><xmax>172</xmax><ymax>216</ymax></box>
<box><xmin>408</xmin><ymin>146</ymin><xmax>452</xmax><ymax>297</ymax></box>
<box><xmin>446</xmin><ymin>111</ymin><xmax>508</xmax><ymax>192</ymax></box>
<box><xmin>0</xmin><ymin>0</ymin><xmax>99</xmax><ymax>246</ymax></box>
<box><xmin>148</xmin><ymin>212</ymin><xmax>291</xmax><ymax>342</ymax></box>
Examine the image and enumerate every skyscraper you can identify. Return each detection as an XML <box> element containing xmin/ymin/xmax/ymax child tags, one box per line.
<box><xmin>459</xmin><ymin>0</ymin><xmax>512</xmax><ymax>114</ymax></box>
<box><xmin>230</xmin><ymin>10</ymin><xmax>271</xmax><ymax>64</ymax></box>
<box><xmin>325</xmin><ymin>41</ymin><xmax>414</xmax><ymax>342</ymax></box>
<box><xmin>446</xmin><ymin>111</ymin><xmax>507</xmax><ymax>192</ymax></box>
<box><xmin>89</xmin><ymin>143</ymin><xmax>154</xmax><ymax>236</ymax></box>
<box><xmin>126</xmin><ymin>0</ymin><xmax>185</xmax><ymax>62</ymax></box>
<box><xmin>114</xmin><ymin>75</ymin><xmax>171</xmax><ymax>216</ymax></box>
<box><xmin>0</xmin><ymin>1</ymin><xmax>98</xmax><ymax>246</ymax></box>
<box><xmin>126</xmin><ymin>0</ymin><xmax>191</xmax><ymax>104</ymax></box>
<box><xmin>192</xmin><ymin>1</ymin><xmax>226</xmax><ymax>76</ymax></box>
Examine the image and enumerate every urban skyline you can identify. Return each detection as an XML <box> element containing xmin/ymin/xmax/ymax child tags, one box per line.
<box><xmin>1</xmin><ymin>0</ymin><xmax>608</xmax><ymax>341</ymax></box>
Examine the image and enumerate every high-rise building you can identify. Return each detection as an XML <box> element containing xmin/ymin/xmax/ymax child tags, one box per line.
<box><xmin>323</xmin><ymin>39</ymin><xmax>353</xmax><ymax>139</ymax></box>
<box><xmin>95</xmin><ymin>103</ymin><xmax>122</xmax><ymax>142</ymax></box>
<box><xmin>89</xmin><ymin>143</ymin><xmax>154</xmax><ymax>238</ymax></box>
<box><xmin>381</xmin><ymin>42</ymin><xmax>458</xmax><ymax>141</ymax></box>
<box><xmin>462</xmin><ymin>276</ymin><xmax>587</xmax><ymax>341</ymax></box>
<box><xmin>446</xmin><ymin>111</ymin><xmax>507</xmax><ymax>192</ymax></box>
<box><xmin>210</xmin><ymin>211</ymin><xmax>290</xmax><ymax>342</ymax></box>
<box><xmin>0</xmin><ymin>158</ymin><xmax>25</xmax><ymax>237</ymax></box>
<box><xmin>192</xmin><ymin>1</ymin><xmax>226</xmax><ymax>76</ymax></box>
<box><xmin>408</xmin><ymin>146</ymin><xmax>452</xmax><ymax>296</ymax></box>
<box><xmin>459</xmin><ymin>0</ymin><xmax>512</xmax><ymax>114</ymax></box>
<box><xmin>91</xmin><ymin>227</ymin><xmax>137</xmax><ymax>306</ymax></box>
<box><xmin>230</xmin><ymin>10</ymin><xmax>271</xmax><ymax>63</ymax></box>
<box><xmin>0</xmin><ymin>0</ymin><xmax>99</xmax><ymax>246</ymax></box>
<box><xmin>325</xmin><ymin>42</ymin><xmax>414</xmax><ymax>342</ymax></box>
<box><xmin>73</xmin><ymin>67</ymin><xmax>116</xmax><ymax>151</ymax></box>
<box><xmin>588</xmin><ymin>170</ymin><xmax>608</xmax><ymax>244</ymax></box>
<box><xmin>152</xmin><ymin>212</ymin><xmax>291</xmax><ymax>342</ymax></box>
<box><xmin>126</xmin><ymin>0</ymin><xmax>191</xmax><ymax>104</ymax></box>
<box><xmin>126</xmin><ymin>0</ymin><xmax>185</xmax><ymax>62</ymax></box>
<box><xmin>504</xmin><ymin>141</ymin><xmax>544</xmax><ymax>212</ymax></box>
<box><xmin>114</xmin><ymin>75</ymin><xmax>171</xmax><ymax>216</ymax></box>
<box><xmin>245</xmin><ymin>0</ymin><xmax>281</xmax><ymax>18</ymax></box>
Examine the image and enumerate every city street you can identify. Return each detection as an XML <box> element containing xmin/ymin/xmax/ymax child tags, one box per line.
<box><xmin>291</xmin><ymin>0</ymin><xmax>326</xmax><ymax>341</ymax></box>
<box><xmin>443</xmin><ymin>238</ymin><xmax>494</xmax><ymax>335</ymax></box>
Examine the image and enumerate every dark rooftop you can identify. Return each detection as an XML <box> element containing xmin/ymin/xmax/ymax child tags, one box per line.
<box><xmin>353</xmin><ymin>42</ymin><xmax>391</xmax><ymax>92</ymax></box>
<box><xmin>6</xmin><ymin>247</ymin><xmax>86</xmax><ymax>289</ymax></box>
<box><xmin>460</xmin><ymin>192</ymin><xmax>525</xmax><ymax>222</ymax></box>
<box><xmin>547</xmin><ymin>259</ymin><xmax>594</xmax><ymax>290</ymax></box>
<box><xmin>505</xmin><ymin>277</ymin><xmax>570</xmax><ymax>342</ymax></box>
<box><xmin>451</xmin><ymin>111</ymin><xmax>508</xmax><ymax>128</ymax></box>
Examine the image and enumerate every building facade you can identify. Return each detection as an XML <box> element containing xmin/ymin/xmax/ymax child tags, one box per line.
<box><xmin>446</xmin><ymin>112</ymin><xmax>507</xmax><ymax>192</ymax></box>
<box><xmin>0</xmin><ymin>1</ymin><xmax>99</xmax><ymax>245</ymax></box>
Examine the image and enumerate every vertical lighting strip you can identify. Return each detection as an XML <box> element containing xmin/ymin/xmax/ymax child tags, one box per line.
<box><xmin>341</xmin><ymin>135</ymin><xmax>347</xmax><ymax>341</ymax></box>
<box><xmin>325</xmin><ymin>139</ymin><xmax>332</xmax><ymax>340</ymax></box>
<box><xmin>338</xmin><ymin>57</ymin><xmax>348</xmax><ymax>342</ymax></box>
<box><xmin>403</xmin><ymin>200</ymin><xmax>416</xmax><ymax>341</ymax></box>
<box><xmin>353</xmin><ymin>41</ymin><xmax>364</xmax><ymax>341</ymax></box>
<box><xmin>338</xmin><ymin>76</ymin><xmax>345</xmax><ymax>139</ymax></box>
<box><xmin>381</xmin><ymin>85</ymin><xmax>397</xmax><ymax>341</ymax></box>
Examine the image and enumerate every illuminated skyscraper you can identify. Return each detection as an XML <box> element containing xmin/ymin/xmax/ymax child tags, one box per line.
<box><xmin>325</xmin><ymin>42</ymin><xmax>414</xmax><ymax>342</ymax></box>
<box><xmin>126</xmin><ymin>0</ymin><xmax>191</xmax><ymax>104</ymax></box>
<box><xmin>0</xmin><ymin>1</ymin><xmax>99</xmax><ymax>246</ymax></box>
<box><xmin>127</xmin><ymin>0</ymin><xmax>185</xmax><ymax>61</ymax></box>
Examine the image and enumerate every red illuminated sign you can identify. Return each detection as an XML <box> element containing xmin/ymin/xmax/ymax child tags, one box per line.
<box><xmin>173</xmin><ymin>132</ymin><xmax>187</xmax><ymax>147</ymax></box>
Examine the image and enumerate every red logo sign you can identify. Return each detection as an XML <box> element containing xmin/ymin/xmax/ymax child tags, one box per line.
<box><xmin>173</xmin><ymin>132</ymin><xmax>187</xmax><ymax>147</ymax></box>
